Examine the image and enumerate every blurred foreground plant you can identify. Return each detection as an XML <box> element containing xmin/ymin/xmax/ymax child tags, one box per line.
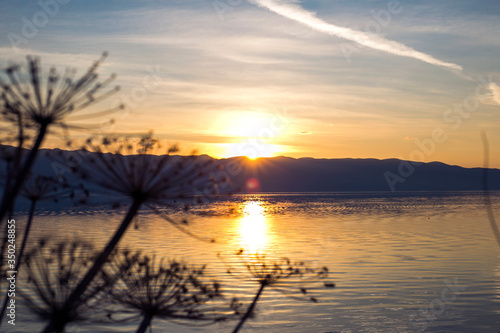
<box><xmin>220</xmin><ymin>250</ymin><xmax>335</xmax><ymax>333</ymax></box>
<box><xmin>0</xmin><ymin>53</ymin><xmax>121</xmax><ymax>223</ymax></box>
<box><xmin>16</xmin><ymin>175</ymin><xmax>74</xmax><ymax>268</ymax></box>
<box><xmin>20</xmin><ymin>239</ymin><xmax>116</xmax><ymax>333</ymax></box>
<box><xmin>44</xmin><ymin>133</ymin><xmax>220</xmax><ymax>332</ymax></box>
<box><xmin>481</xmin><ymin>132</ymin><xmax>500</xmax><ymax>249</ymax></box>
<box><xmin>106</xmin><ymin>251</ymin><xmax>237</xmax><ymax>333</ymax></box>
<box><xmin>0</xmin><ymin>175</ymin><xmax>74</xmax><ymax>326</ymax></box>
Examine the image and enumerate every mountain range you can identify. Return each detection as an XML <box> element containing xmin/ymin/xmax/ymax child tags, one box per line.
<box><xmin>3</xmin><ymin>147</ymin><xmax>498</xmax><ymax>195</ymax></box>
<box><xmin>217</xmin><ymin>156</ymin><xmax>500</xmax><ymax>192</ymax></box>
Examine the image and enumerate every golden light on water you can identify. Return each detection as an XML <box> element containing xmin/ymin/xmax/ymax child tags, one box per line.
<box><xmin>238</xmin><ymin>201</ymin><xmax>269</xmax><ymax>253</ymax></box>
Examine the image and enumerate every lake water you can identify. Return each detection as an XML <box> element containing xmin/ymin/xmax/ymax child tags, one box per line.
<box><xmin>7</xmin><ymin>191</ymin><xmax>500</xmax><ymax>333</ymax></box>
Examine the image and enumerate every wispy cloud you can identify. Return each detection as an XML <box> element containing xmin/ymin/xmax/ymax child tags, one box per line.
<box><xmin>489</xmin><ymin>83</ymin><xmax>500</xmax><ymax>106</ymax></box>
<box><xmin>249</xmin><ymin>0</ymin><xmax>463</xmax><ymax>71</ymax></box>
<box><xmin>0</xmin><ymin>47</ymin><xmax>114</xmax><ymax>71</ymax></box>
<box><xmin>476</xmin><ymin>82</ymin><xmax>500</xmax><ymax>107</ymax></box>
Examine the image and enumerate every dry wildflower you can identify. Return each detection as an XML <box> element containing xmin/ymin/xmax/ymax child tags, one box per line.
<box><xmin>44</xmin><ymin>133</ymin><xmax>220</xmax><ymax>332</ymax></box>
<box><xmin>106</xmin><ymin>251</ymin><xmax>233</xmax><ymax>333</ymax></box>
<box><xmin>0</xmin><ymin>175</ymin><xmax>78</xmax><ymax>326</ymax></box>
<box><xmin>220</xmin><ymin>250</ymin><xmax>335</xmax><ymax>333</ymax></box>
<box><xmin>70</xmin><ymin>133</ymin><xmax>217</xmax><ymax>205</ymax></box>
<box><xmin>0</xmin><ymin>53</ymin><xmax>121</xmax><ymax>223</ymax></box>
<box><xmin>20</xmin><ymin>239</ymin><xmax>116</xmax><ymax>333</ymax></box>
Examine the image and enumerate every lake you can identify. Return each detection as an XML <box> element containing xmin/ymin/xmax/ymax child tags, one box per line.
<box><xmin>8</xmin><ymin>191</ymin><xmax>500</xmax><ymax>333</ymax></box>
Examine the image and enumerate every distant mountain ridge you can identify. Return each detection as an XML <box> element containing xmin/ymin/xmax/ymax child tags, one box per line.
<box><xmin>2</xmin><ymin>147</ymin><xmax>499</xmax><ymax>195</ymax></box>
<box><xmin>216</xmin><ymin>156</ymin><xmax>500</xmax><ymax>192</ymax></box>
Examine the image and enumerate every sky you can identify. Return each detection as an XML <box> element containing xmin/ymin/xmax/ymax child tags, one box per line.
<box><xmin>0</xmin><ymin>0</ymin><xmax>499</xmax><ymax>168</ymax></box>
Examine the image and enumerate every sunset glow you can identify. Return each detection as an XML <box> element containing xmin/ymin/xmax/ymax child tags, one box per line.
<box><xmin>223</xmin><ymin>142</ymin><xmax>283</xmax><ymax>159</ymax></box>
<box><xmin>216</xmin><ymin>111</ymin><xmax>288</xmax><ymax>158</ymax></box>
<box><xmin>0</xmin><ymin>1</ymin><xmax>499</xmax><ymax>168</ymax></box>
<box><xmin>2</xmin><ymin>2</ymin><xmax>500</xmax><ymax>332</ymax></box>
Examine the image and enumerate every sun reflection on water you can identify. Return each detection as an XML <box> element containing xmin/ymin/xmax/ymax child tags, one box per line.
<box><xmin>239</xmin><ymin>201</ymin><xmax>269</xmax><ymax>253</ymax></box>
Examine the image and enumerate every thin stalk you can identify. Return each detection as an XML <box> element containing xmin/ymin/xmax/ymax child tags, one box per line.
<box><xmin>0</xmin><ymin>199</ymin><xmax>36</xmax><ymax>328</ymax></box>
<box><xmin>0</xmin><ymin>122</ymin><xmax>48</xmax><ymax>224</ymax></box>
<box><xmin>16</xmin><ymin>199</ymin><xmax>36</xmax><ymax>272</ymax></box>
<box><xmin>0</xmin><ymin>113</ymin><xmax>25</xmax><ymax>211</ymax></box>
<box><xmin>232</xmin><ymin>283</ymin><xmax>266</xmax><ymax>333</ymax></box>
<box><xmin>41</xmin><ymin>198</ymin><xmax>143</xmax><ymax>333</ymax></box>
<box><xmin>136</xmin><ymin>313</ymin><xmax>154</xmax><ymax>333</ymax></box>
<box><xmin>481</xmin><ymin>132</ymin><xmax>500</xmax><ymax>248</ymax></box>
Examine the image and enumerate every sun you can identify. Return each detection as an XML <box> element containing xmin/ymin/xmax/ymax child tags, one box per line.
<box><xmin>224</xmin><ymin>141</ymin><xmax>282</xmax><ymax>159</ymax></box>
<box><xmin>216</xmin><ymin>111</ymin><xmax>288</xmax><ymax>159</ymax></box>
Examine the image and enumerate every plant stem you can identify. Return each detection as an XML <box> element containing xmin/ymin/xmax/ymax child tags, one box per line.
<box><xmin>481</xmin><ymin>132</ymin><xmax>500</xmax><ymax>248</ymax></box>
<box><xmin>41</xmin><ymin>199</ymin><xmax>143</xmax><ymax>333</ymax></box>
<box><xmin>136</xmin><ymin>313</ymin><xmax>154</xmax><ymax>333</ymax></box>
<box><xmin>0</xmin><ymin>123</ymin><xmax>48</xmax><ymax>224</ymax></box>
<box><xmin>232</xmin><ymin>283</ymin><xmax>266</xmax><ymax>333</ymax></box>
<box><xmin>15</xmin><ymin>199</ymin><xmax>36</xmax><ymax>273</ymax></box>
<box><xmin>0</xmin><ymin>199</ymin><xmax>36</xmax><ymax>328</ymax></box>
<box><xmin>0</xmin><ymin>114</ymin><xmax>25</xmax><ymax>220</ymax></box>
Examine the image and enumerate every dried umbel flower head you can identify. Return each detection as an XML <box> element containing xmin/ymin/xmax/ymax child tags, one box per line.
<box><xmin>11</xmin><ymin>175</ymin><xmax>73</xmax><ymax>274</ymax></box>
<box><xmin>64</xmin><ymin>133</ymin><xmax>218</xmax><ymax>206</ymax></box>
<box><xmin>20</xmin><ymin>174</ymin><xmax>71</xmax><ymax>203</ymax></box>
<box><xmin>222</xmin><ymin>250</ymin><xmax>335</xmax><ymax>333</ymax></box>
<box><xmin>0</xmin><ymin>52</ymin><xmax>121</xmax><ymax>130</ymax></box>
<box><xmin>20</xmin><ymin>239</ymin><xmax>116</xmax><ymax>332</ymax></box>
<box><xmin>227</xmin><ymin>250</ymin><xmax>332</xmax><ymax>293</ymax></box>
<box><xmin>61</xmin><ymin>133</ymin><xmax>221</xmax><ymax>241</ymax></box>
<box><xmin>106</xmin><ymin>251</ymin><xmax>230</xmax><ymax>333</ymax></box>
<box><xmin>41</xmin><ymin>134</ymin><xmax>221</xmax><ymax>333</ymax></box>
<box><xmin>0</xmin><ymin>53</ymin><xmax>122</xmax><ymax>223</ymax></box>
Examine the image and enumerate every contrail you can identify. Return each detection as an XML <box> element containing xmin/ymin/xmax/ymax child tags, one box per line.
<box><xmin>249</xmin><ymin>0</ymin><xmax>463</xmax><ymax>71</ymax></box>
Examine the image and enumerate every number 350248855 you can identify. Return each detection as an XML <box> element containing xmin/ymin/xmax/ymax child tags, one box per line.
<box><xmin>7</xmin><ymin>219</ymin><xmax>16</xmax><ymax>267</ymax></box>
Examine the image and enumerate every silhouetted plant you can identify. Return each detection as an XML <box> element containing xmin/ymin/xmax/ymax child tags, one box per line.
<box><xmin>20</xmin><ymin>238</ymin><xmax>116</xmax><ymax>333</ymax></box>
<box><xmin>481</xmin><ymin>131</ymin><xmax>500</xmax><ymax>249</ymax></box>
<box><xmin>0</xmin><ymin>137</ymin><xmax>29</xmax><ymax>219</ymax></box>
<box><xmin>106</xmin><ymin>251</ymin><xmax>236</xmax><ymax>333</ymax></box>
<box><xmin>0</xmin><ymin>53</ymin><xmax>121</xmax><ymax>223</ymax></box>
<box><xmin>221</xmin><ymin>250</ymin><xmax>335</xmax><ymax>333</ymax></box>
<box><xmin>0</xmin><ymin>102</ymin><xmax>32</xmax><ymax>174</ymax></box>
<box><xmin>0</xmin><ymin>175</ymin><xmax>74</xmax><ymax>326</ymax></box>
<box><xmin>44</xmin><ymin>133</ymin><xmax>219</xmax><ymax>332</ymax></box>
<box><xmin>0</xmin><ymin>144</ymin><xmax>28</xmax><ymax>328</ymax></box>
<box><xmin>17</xmin><ymin>175</ymin><xmax>73</xmax><ymax>266</ymax></box>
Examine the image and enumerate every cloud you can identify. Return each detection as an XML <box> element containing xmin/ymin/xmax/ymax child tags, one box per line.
<box><xmin>477</xmin><ymin>82</ymin><xmax>500</xmax><ymax>107</ymax></box>
<box><xmin>249</xmin><ymin>0</ymin><xmax>463</xmax><ymax>71</ymax></box>
<box><xmin>489</xmin><ymin>83</ymin><xmax>500</xmax><ymax>106</ymax></box>
<box><xmin>0</xmin><ymin>47</ymin><xmax>114</xmax><ymax>72</ymax></box>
